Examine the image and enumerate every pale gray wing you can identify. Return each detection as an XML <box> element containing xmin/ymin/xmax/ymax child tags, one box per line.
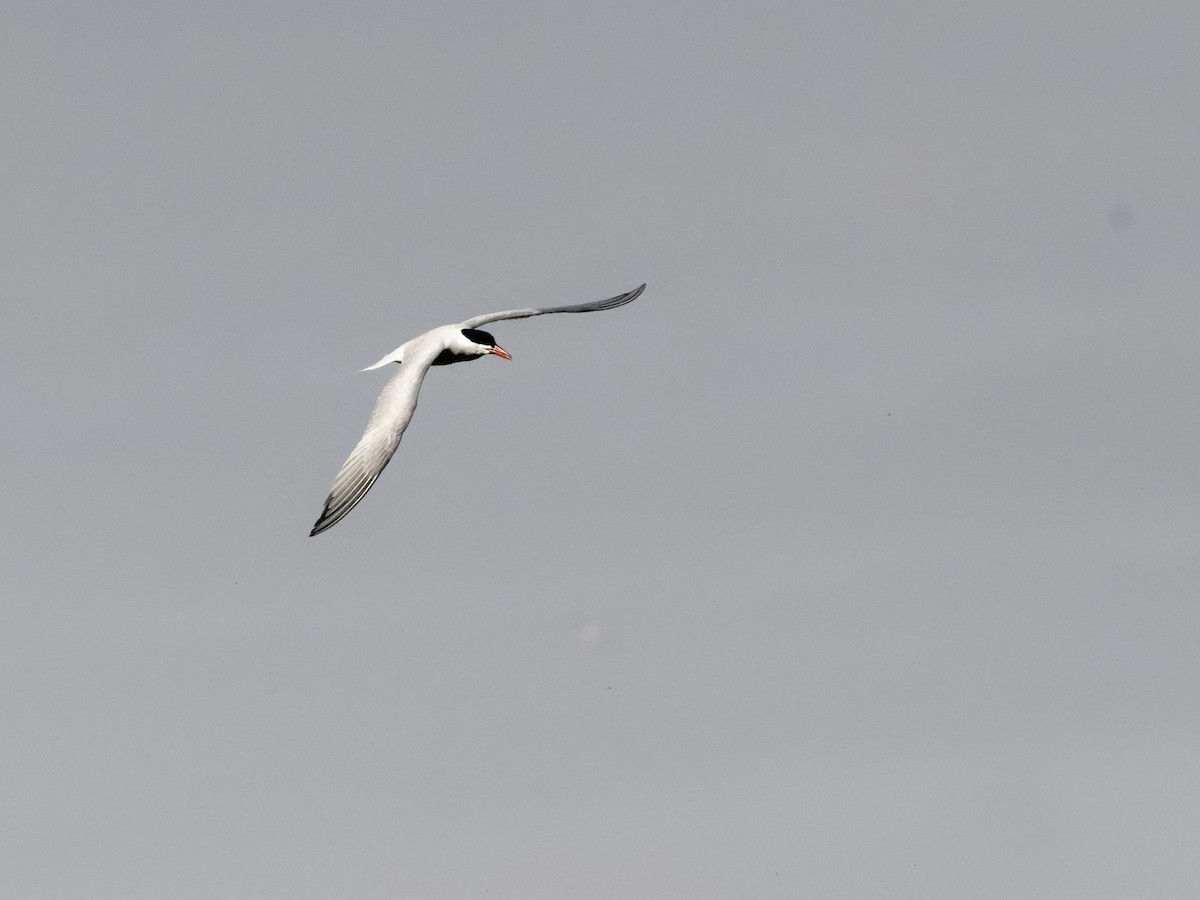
<box><xmin>459</xmin><ymin>283</ymin><xmax>645</xmax><ymax>329</ymax></box>
<box><xmin>310</xmin><ymin>341</ymin><xmax>440</xmax><ymax>536</ymax></box>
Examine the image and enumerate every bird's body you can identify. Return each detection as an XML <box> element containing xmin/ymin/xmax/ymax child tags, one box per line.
<box><xmin>309</xmin><ymin>284</ymin><xmax>645</xmax><ymax>536</ymax></box>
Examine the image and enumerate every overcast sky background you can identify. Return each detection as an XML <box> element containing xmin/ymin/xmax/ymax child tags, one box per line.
<box><xmin>4</xmin><ymin>1</ymin><xmax>1200</xmax><ymax>897</ymax></box>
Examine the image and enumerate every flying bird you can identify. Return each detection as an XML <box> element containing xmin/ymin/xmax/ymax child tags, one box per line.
<box><xmin>309</xmin><ymin>283</ymin><xmax>646</xmax><ymax>536</ymax></box>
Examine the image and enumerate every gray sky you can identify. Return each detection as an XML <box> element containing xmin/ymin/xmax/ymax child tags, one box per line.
<box><xmin>4</xmin><ymin>1</ymin><xmax>1200</xmax><ymax>897</ymax></box>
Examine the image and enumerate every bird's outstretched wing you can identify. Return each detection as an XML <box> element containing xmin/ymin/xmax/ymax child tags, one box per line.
<box><xmin>309</xmin><ymin>340</ymin><xmax>441</xmax><ymax>536</ymax></box>
<box><xmin>459</xmin><ymin>283</ymin><xmax>646</xmax><ymax>329</ymax></box>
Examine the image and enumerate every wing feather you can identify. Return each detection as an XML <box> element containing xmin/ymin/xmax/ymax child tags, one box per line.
<box><xmin>459</xmin><ymin>283</ymin><xmax>645</xmax><ymax>329</ymax></box>
<box><xmin>309</xmin><ymin>343</ymin><xmax>439</xmax><ymax>536</ymax></box>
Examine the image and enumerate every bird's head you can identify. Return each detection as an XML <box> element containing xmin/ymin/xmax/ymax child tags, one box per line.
<box><xmin>461</xmin><ymin>328</ymin><xmax>512</xmax><ymax>360</ymax></box>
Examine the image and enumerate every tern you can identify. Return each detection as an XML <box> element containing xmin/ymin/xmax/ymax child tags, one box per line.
<box><xmin>309</xmin><ymin>283</ymin><xmax>646</xmax><ymax>536</ymax></box>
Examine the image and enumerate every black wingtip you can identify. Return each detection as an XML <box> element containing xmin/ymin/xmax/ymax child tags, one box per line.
<box><xmin>310</xmin><ymin>507</ymin><xmax>342</xmax><ymax>537</ymax></box>
<box><xmin>309</xmin><ymin>504</ymin><xmax>336</xmax><ymax>537</ymax></box>
<box><xmin>601</xmin><ymin>283</ymin><xmax>646</xmax><ymax>310</ymax></box>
